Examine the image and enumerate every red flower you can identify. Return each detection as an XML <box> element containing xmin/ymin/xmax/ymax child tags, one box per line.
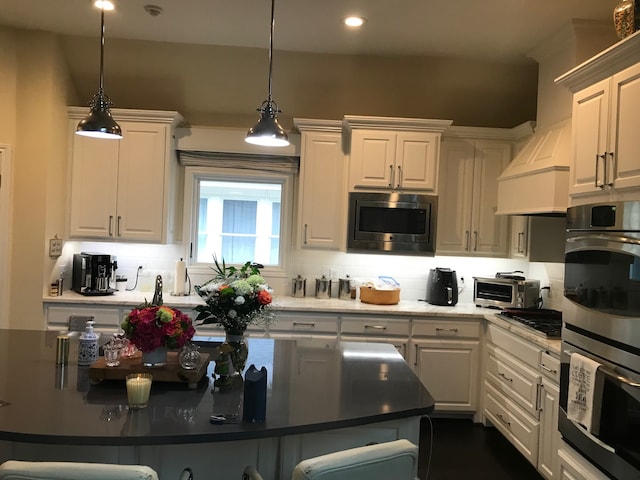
<box><xmin>121</xmin><ymin>305</ymin><xmax>195</xmax><ymax>353</ymax></box>
<box><xmin>257</xmin><ymin>289</ymin><xmax>272</xmax><ymax>306</ymax></box>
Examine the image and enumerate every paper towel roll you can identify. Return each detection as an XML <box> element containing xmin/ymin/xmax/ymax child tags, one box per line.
<box><xmin>174</xmin><ymin>259</ymin><xmax>186</xmax><ymax>295</ymax></box>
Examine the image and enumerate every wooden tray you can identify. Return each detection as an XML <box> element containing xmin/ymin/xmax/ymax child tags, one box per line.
<box><xmin>89</xmin><ymin>351</ymin><xmax>210</xmax><ymax>388</ymax></box>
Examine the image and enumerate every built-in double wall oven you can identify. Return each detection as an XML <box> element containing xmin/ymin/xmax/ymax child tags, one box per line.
<box><xmin>560</xmin><ymin>201</ymin><xmax>640</xmax><ymax>479</ymax></box>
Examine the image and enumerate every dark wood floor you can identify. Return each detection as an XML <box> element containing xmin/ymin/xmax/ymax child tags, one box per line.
<box><xmin>418</xmin><ymin>417</ymin><xmax>544</xmax><ymax>480</ymax></box>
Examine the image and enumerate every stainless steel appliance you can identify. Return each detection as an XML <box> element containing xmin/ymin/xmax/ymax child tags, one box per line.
<box><xmin>560</xmin><ymin>201</ymin><xmax>640</xmax><ymax>479</ymax></box>
<box><xmin>473</xmin><ymin>275</ymin><xmax>540</xmax><ymax>309</ymax></box>
<box><xmin>72</xmin><ymin>252</ymin><xmax>116</xmax><ymax>295</ymax></box>
<box><xmin>426</xmin><ymin>268</ymin><xmax>458</xmax><ymax>306</ymax></box>
<box><xmin>347</xmin><ymin>192</ymin><xmax>437</xmax><ymax>255</ymax></box>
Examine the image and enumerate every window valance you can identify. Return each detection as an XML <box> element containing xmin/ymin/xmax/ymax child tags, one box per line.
<box><xmin>177</xmin><ymin>150</ymin><xmax>299</xmax><ymax>174</ymax></box>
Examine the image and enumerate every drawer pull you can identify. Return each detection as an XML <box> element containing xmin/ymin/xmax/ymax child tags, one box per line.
<box><xmin>435</xmin><ymin>328</ymin><xmax>458</xmax><ymax>335</ymax></box>
<box><xmin>498</xmin><ymin>372</ymin><xmax>513</xmax><ymax>383</ymax></box>
<box><xmin>364</xmin><ymin>325</ymin><xmax>386</xmax><ymax>330</ymax></box>
<box><xmin>538</xmin><ymin>363</ymin><xmax>557</xmax><ymax>374</ymax></box>
<box><xmin>292</xmin><ymin>322</ymin><xmax>315</xmax><ymax>327</ymax></box>
<box><xmin>496</xmin><ymin>413</ymin><xmax>511</xmax><ymax>427</ymax></box>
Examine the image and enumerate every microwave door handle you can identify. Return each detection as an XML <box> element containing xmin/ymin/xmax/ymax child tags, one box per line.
<box><xmin>568</xmin><ymin>419</ymin><xmax>616</xmax><ymax>453</ymax></box>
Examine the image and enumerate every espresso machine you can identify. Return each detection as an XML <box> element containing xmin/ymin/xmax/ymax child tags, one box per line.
<box><xmin>72</xmin><ymin>252</ymin><xmax>116</xmax><ymax>295</ymax></box>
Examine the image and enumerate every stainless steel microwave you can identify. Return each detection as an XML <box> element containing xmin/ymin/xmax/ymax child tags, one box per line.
<box><xmin>347</xmin><ymin>192</ymin><xmax>437</xmax><ymax>255</ymax></box>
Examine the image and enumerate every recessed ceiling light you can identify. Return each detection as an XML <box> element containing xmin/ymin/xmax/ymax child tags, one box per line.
<box><xmin>344</xmin><ymin>16</ymin><xmax>366</xmax><ymax>28</ymax></box>
<box><xmin>94</xmin><ymin>0</ymin><xmax>115</xmax><ymax>11</ymax></box>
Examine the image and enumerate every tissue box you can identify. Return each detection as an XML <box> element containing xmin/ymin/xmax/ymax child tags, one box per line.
<box><xmin>360</xmin><ymin>286</ymin><xmax>400</xmax><ymax>305</ymax></box>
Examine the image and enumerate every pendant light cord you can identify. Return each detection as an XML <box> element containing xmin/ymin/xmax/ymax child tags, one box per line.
<box><xmin>99</xmin><ymin>6</ymin><xmax>106</xmax><ymax>95</ymax></box>
<box><xmin>267</xmin><ymin>0</ymin><xmax>275</xmax><ymax>104</ymax></box>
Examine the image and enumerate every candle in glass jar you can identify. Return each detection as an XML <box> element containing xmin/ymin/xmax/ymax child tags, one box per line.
<box><xmin>125</xmin><ymin>374</ymin><xmax>152</xmax><ymax>408</ymax></box>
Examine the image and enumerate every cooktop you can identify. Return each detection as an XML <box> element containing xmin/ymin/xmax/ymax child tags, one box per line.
<box><xmin>497</xmin><ymin>308</ymin><xmax>562</xmax><ymax>339</ymax></box>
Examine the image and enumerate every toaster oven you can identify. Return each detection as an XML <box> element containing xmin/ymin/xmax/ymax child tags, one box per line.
<box><xmin>473</xmin><ymin>276</ymin><xmax>540</xmax><ymax>309</ymax></box>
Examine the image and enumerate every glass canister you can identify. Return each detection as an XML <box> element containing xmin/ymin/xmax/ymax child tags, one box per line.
<box><xmin>613</xmin><ymin>0</ymin><xmax>637</xmax><ymax>39</ymax></box>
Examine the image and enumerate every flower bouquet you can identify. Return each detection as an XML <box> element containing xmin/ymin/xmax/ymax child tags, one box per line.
<box><xmin>121</xmin><ymin>304</ymin><xmax>195</xmax><ymax>354</ymax></box>
<box><xmin>194</xmin><ymin>257</ymin><xmax>275</xmax><ymax>333</ymax></box>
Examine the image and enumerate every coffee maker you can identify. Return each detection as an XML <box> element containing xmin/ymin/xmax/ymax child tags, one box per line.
<box><xmin>72</xmin><ymin>252</ymin><xmax>116</xmax><ymax>295</ymax></box>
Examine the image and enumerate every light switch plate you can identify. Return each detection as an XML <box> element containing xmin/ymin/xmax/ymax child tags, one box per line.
<box><xmin>49</xmin><ymin>237</ymin><xmax>63</xmax><ymax>258</ymax></box>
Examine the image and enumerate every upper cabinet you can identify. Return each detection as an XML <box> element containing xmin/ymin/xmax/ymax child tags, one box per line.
<box><xmin>67</xmin><ymin>108</ymin><xmax>183</xmax><ymax>243</ymax></box>
<box><xmin>510</xmin><ymin>216</ymin><xmax>566</xmax><ymax>263</ymax></box>
<box><xmin>556</xmin><ymin>32</ymin><xmax>640</xmax><ymax>204</ymax></box>
<box><xmin>294</xmin><ymin>119</ymin><xmax>346</xmax><ymax>250</ymax></box>
<box><xmin>436</xmin><ymin>128</ymin><xmax>512</xmax><ymax>257</ymax></box>
<box><xmin>343</xmin><ymin>116</ymin><xmax>452</xmax><ymax>193</ymax></box>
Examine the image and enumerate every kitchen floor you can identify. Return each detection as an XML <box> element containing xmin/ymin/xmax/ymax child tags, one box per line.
<box><xmin>418</xmin><ymin>417</ymin><xmax>543</xmax><ymax>480</ymax></box>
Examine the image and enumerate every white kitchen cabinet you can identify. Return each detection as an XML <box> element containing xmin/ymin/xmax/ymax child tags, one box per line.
<box><xmin>293</xmin><ymin>120</ymin><xmax>346</xmax><ymax>250</ymax></box>
<box><xmin>265</xmin><ymin>311</ymin><xmax>339</xmax><ymax>339</ymax></box>
<box><xmin>509</xmin><ymin>216</ymin><xmax>566</xmax><ymax>263</ymax></box>
<box><xmin>45</xmin><ymin>304</ymin><xmax>123</xmax><ymax>331</ymax></box>
<box><xmin>538</xmin><ymin>376</ymin><xmax>560</xmax><ymax>479</ymax></box>
<box><xmin>558</xmin><ymin>440</ymin><xmax>609</xmax><ymax>480</ymax></box>
<box><xmin>340</xmin><ymin>314</ymin><xmax>410</xmax><ymax>360</ymax></box>
<box><xmin>67</xmin><ymin>108</ymin><xmax>183</xmax><ymax>243</ymax></box>
<box><xmin>410</xmin><ymin>319</ymin><xmax>480</xmax><ymax>414</ymax></box>
<box><xmin>555</xmin><ymin>34</ymin><xmax>640</xmax><ymax>202</ymax></box>
<box><xmin>436</xmin><ymin>138</ymin><xmax>511</xmax><ymax>257</ymax></box>
<box><xmin>343</xmin><ymin>115</ymin><xmax>451</xmax><ymax>193</ymax></box>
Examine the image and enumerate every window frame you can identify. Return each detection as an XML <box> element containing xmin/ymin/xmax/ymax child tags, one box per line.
<box><xmin>182</xmin><ymin>166</ymin><xmax>293</xmax><ymax>281</ymax></box>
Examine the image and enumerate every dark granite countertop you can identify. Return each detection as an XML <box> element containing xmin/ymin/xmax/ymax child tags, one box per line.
<box><xmin>0</xmin><ymin>330</ymin><xmax>433</xmax><ymax>446</ymax></box>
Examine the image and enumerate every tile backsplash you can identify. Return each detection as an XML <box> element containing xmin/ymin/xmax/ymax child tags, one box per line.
<box><xmin>54</xmin><ymin>241</ymin><xmax>564</xmax><ymax>309</ymax></box>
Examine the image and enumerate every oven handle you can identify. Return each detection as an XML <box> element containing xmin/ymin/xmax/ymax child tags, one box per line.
<box><xmin>566</xmin><ymin>234</ymin><xmax>640</xmax><ymax>246</ymax></box>
<box><xmin>568</xmin><ymin>419</ymin><xmax>616</xmax><ymax>453</ymax></box>
<box><xmin>566</xmin><ymin>349</ymin><xmax>640</xmax><ymax>388</ymax></box>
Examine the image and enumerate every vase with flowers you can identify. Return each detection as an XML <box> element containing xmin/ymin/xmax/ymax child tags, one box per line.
<box><xmin>121</xmin><ymin>303</ymin><xmax>196</xmax><ymax>367</ymax></box>
<box><xmin>194</xmin><ymin>256</ymin><xmax>275</xmax><ymax>375</ymax></box>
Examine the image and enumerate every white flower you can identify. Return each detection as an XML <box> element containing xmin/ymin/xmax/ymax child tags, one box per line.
<box><xmin>227</xmin><ymin>309</ymin><xmax>237</xmax><ymax>319</ymax></box>
<box><xmin>234</xmin><ymin>296</ymin><xmax>246</xmax><ymax>305</ymax></box>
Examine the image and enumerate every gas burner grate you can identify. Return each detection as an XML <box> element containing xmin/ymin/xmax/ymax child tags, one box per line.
<box><xmin>497</xmin><ymin>308</ymin><xmax>562</xmax><ymax>339</ymax></box>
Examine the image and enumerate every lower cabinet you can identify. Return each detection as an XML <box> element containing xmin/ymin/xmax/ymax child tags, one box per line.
<box><xmin>340</xmin><ymin>314</ymin><xmax>410</xmax><ymax>360</ymax></box>
<box><xmin>410</xmin><ymin>318</ymin><xmax>480</xmax><ymax>414</ymax></box>
<box><xmin>558</xmin><ymin>440</ymin><xmax>609</xmax><ymax>480</ymax></box>
<box><xmin>483</xmin><ymin>322</ymin><xmax>561</xmax><ymax>479</ymax></box>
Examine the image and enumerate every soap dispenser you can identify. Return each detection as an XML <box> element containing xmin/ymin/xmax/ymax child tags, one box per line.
<box><xmin>78</xmin><ymin>320</ymin><xmax>99</xmax><ymax>366</ymax></box>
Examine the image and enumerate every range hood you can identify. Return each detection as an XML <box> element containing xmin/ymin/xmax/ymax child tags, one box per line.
<box><xmin>496</xmin><ymin>119</ymin><xmax>571</xmax><ymax>215</ymax></box>
<box><xmin>496</xmin><ymin>20</ymin><xmax>616</xmax><ymax>216</ymax></box>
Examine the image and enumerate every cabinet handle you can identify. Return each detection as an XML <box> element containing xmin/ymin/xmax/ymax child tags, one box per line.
<box><xmin>304</xmin><ymin>224</ymin><xmax>308</xmax><ymax>245</ymax></box>
<box><xmin>474</xmin><ymin>231</ymin><xmax>478</xmax><ymax>251</ymax></box>
<box><xmin>496</xmin><ymin>413</ymin><xmax>511</xmax><ymax>428</ymax></box>
<box><xmin>537</xmin><ymin>363</ymin><xmax>557</xmax><ymax>374</ymax></box>
<box><xmin>108</xmin><ymin>215</ymin><xmax>113</xmax><ymax>237</ymax></box>
<box><xmin>414</xmin><ymin>345</ymin><xmax>419</xmax><ymax>366</ymax></box>
<box><xmin>292</xmin><ymin>322</ymin><xmax>315</xmax><ymax>327</ymax></box>
<box><xmin>517</xmin><ymin>232</ymin><xmax>524</xmax><ymax>253</ymax></box>
<box><xmin>397</xmin><ymin>165</ymin><xmax>402</xmax><ymax>188</ymax></box>
<box><xmin>595</xmin><ymin>153</ymin><xmax>606</xmax><ymax>189</ymax></box>
<box><xmin>537</xmin><ymin>383</ymin><xmax>545</xmax><ymax>412</ymax></box>
<box><xmin>389</xmin><ymin>165</ymin><xmax>394</xmax><ymax>188</ymax></box>
<box><xmin>606</xmin><ymin>152</ymin><xmax>615</xmax><ymax>187</ymax></box>
<box><xmin>117</xmin><ymin>216</ymin><xmax>122</xmax><ymax>237</ymax></box>
<box><xmin>465</xmin><ymin>231</ymin><xmax>470</xmax><ymax>251</ymax></box>
<box><xmin>498</xmin><ymin>372</ymin><xmax>513</xmax><ymax>383</ymax></box>
<box><xmin>364</xmin><ymin>325</ymin><xmax>386</xmax><ymax>330</ymax></box>
<box><xmin>435</xmin><ymin>327</ymin><xmax>458</xmax><ymax>336</ymax></box>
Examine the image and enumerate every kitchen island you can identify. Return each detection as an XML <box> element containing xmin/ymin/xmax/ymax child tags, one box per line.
<box><xmin>0</xmin><ymin>330</ymin><xmax>433</xmax><ymax>480</ymax></box>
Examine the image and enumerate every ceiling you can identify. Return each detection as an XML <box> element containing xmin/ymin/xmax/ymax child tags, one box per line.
<box><xmin>0</xmin><ymin>0</ymin><xmax>615</xmax><ymax>63</ymax></box>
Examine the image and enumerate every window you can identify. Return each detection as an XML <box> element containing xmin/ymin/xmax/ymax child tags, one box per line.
<box><xmin>184</xmin><ymin>166</ymin><xmax>292</xmax><ymax>272</ymax></box>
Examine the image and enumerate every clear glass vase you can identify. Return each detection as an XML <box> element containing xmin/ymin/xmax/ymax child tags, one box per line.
<box><xmin>179</xmin><ymin>343</ymin><xmax>201</xmax><ymax>370</ymax></box>
<box><xmin>222</xmin><ymin>330</ymin><xmax>248</xmax><ymax>375</ymax></box>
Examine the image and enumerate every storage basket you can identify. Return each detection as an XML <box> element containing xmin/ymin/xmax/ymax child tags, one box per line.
<box><xmin>359</xmin><ymin>286</ymin><xmax>400</xmax><ymax>305</ymax></box>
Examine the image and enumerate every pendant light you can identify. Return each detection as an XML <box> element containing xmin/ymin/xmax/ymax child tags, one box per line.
<box><xmin>76</xmin><ymin>2</ymin><xmax>122</xmax><ymax>139</ymax></box>
<box><xmin>245</xmin><ymin>0</ymin><xmax>289</xmax><ymax>147</ymax></box>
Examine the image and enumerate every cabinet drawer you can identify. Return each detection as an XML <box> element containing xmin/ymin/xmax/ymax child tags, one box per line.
<box><xmin>486</xmin><ymin>323</ymin><xmax>540</xmax><ymax>366</ymax></box>
<box><xmin>486</xmin><ymin>343</ymin><xmax>541</xmax><ymax>417</ymax></box>
<box><xmin>340</xmin><ymin>335</ymin><xmax>408</xmax><ymax>360</ymax></box>
<box><xmin>272</xmin><ymin>314</ymin><xmax>338</xmax><ymax>333</ymax></box>
<box><xmin>46</xmin><ymin>305</ymin><xmax>122</xmax><ymax>331</ymax></box>
<box><xmin>412</xmin><ymin>319</ymin><xmax>480</xmax><ymax>338</ymax></box>
<box><xmin>484</xmin><ymin>381</ymin><xmax>539</xmax><ymax>466</ymax></box>
<box><xmin>340</xmin><ymin>317</ymin><xmax>410</xmax><ymax>336</ymax></box>
<box><xmin>539</xmin><ymin>351</ymin><xmax>560</xmax><ymax>384</ymax></box>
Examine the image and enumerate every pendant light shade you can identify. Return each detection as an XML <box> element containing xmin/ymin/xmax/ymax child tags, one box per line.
<box><xmin>76</xmin><ymin>6</ymin><xmax>122</xmax><ymax>139</ymax></box>
<box><xmin>245</xmin><ymin>0</ymin><xmax>289</xmax><ymax>147</ymax></box>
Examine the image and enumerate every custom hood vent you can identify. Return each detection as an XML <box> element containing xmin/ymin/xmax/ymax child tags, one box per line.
<box><xmin>496</xmin><ymin>20</ymin><xmax>615</xmax><ymax>216</ymax></box>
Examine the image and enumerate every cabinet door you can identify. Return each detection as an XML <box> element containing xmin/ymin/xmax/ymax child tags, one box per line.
<box><xmin>538</xmin><ymin>378</ymin><xmax>560</xmax><ymax>479</ymax></box>
<box><xmin>570</xmin><ymin>79</ymin><xmax>610</xmax><ymax>196</ymax></box>
<box><xmin>412</xmin><ymin>339</ymin><xmax>479</xmax><ymax>412</ymax></box>
<box><xmin>510</xmin><ymin>216</ymin><xmax>529</xmax><ymax>258</ymax></box>
<box><xmin>299</xmin><ymin>132</ymin><xmax>345</xmax><ymax>249</ymax></box>
<box><xmin>115</xmin><ymin>122</ymin><xmax>167</xmax><ymax>241</ymax></box>
<box><xmin>471</xmin><ymin>141</ymin><xmax>511</xmax><ymax>256</ymax></box>
<box><xmin>69</xmin><ymin>133</ymin><xmax>119</xmax><ymax>238</ymax></box>
<box><xmin>435</xmin><ymin>139</ymin><xmax>475</xmax><ymax>255</ymax></box>
<box><xmin>609</xmin><ymin>62</ymin><xmax>640</xmax><ymax>191</ymax></box>
<box><xmin>349</xmin><ymin>130</ymin><xmax>395</xmax><ymax>189</ymax></box>
<box><xmin>395</xmin><ymin>132</ymin><xmax>439</xmax><ymax>192</ymax></box>
<box><xmin>558</xmin><ymin>441</ymin><xmax>608</xmax><ymax>480</ymax></box>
